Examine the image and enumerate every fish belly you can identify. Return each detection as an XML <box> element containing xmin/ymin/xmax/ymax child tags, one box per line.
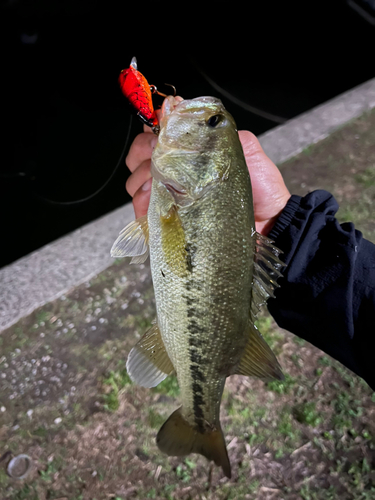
<box><xmin>149</xmin><ymin>171</ymin><xmax>254</xmax><ymax>429</ymax></box>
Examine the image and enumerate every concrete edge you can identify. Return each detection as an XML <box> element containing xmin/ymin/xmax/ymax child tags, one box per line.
<box><xmin>1</xmin><ymin>77</ymin><xmax>375</xmax><ymax>332</ymax></box>
<box><xmin>0</xmin><ymin>203</ymin><xmax>135</xmax><ymax>332</ymax></box>
<box><xmin>259</xmin><ymin>78</ymin><xmax>375</xmax><ymax>165</ymax></box>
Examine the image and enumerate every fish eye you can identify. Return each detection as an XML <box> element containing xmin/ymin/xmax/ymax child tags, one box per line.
<box><xmin>207</xmin><ymin>114</ymin><xmax>223</xmax><ymax>127</ymax></box>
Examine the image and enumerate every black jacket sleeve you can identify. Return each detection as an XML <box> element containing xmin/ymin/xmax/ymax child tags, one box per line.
<box><xmin>267</xmin><ymin>190</ymin><xmax>375</xmax><ymax>390</ymax></box>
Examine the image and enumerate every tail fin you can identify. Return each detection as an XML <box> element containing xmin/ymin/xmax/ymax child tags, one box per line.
<box><xmin>156</xmin><ymin>407</ymin><xmax>231</xmax><ymax>478</ymax></box>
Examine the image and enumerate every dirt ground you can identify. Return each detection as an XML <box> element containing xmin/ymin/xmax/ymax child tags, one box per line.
<box><xmin>1</xmin><ymin>109</ymin><xmax>375</xmax><ymax>500</ymax></box>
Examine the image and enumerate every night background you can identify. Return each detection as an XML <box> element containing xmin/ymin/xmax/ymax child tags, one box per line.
<box><xmin>1</xmin><ymin>0</ymin><xmax>374</xmax><ymax>268</ymax></box>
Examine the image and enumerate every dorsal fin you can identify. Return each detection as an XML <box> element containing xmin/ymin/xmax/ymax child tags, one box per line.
<box><xmin>111</xmin><ymin>215</ymin><xmax>149</xmax><ymax>264</ymax></box>
<box><xmin>250</xmin><ymin>231</ymin><xmax>285</xmax><ymax>321</ymax></box>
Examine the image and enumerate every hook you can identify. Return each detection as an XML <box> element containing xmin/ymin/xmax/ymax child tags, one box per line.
<box><xmin>150</xmin><ymin>84</ymin><xmax>177</xmax><ymax>98</ymax></box>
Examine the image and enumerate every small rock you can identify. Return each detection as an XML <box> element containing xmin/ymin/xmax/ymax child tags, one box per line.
<box><xmin>54</xmin><ymin>417</ymin><xmax>62</xmax><ymax>425</ymax></box>
<box><xmin>27</xmin><ymin>409</ymin><xmax>33</xmax><ymax>419</ymax></box>
<box><xmin>0</xmin><ymin>406</ymin><xmax>6</xmax><ymax>412</ymax></box>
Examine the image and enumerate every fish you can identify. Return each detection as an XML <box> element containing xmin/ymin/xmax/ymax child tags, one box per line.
<box><xmin>111</xmin><ymin>95</ymin><xmax>284</xmax><ymax>478</ymax></box>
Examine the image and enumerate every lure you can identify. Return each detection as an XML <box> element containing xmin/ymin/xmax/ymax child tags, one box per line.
<box><xmin>118</xmin><ymin>57</ymin><xmax>159</xmax><ymax>133</ymax></box>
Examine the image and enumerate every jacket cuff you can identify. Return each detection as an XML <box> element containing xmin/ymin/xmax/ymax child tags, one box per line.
<box><xmin>267</xmin><ymin>190</ymin><xmax>339</xmax><ymax>266</ymax></box>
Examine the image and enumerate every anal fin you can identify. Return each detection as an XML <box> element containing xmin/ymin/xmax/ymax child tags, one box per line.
<box><xmin>126</xmin><ymin>323</ymin><xmax>174</xmax><ymax>388</ymax></box>
<box><xmin>157</xmin><ymin>407</ymin><xmax>231</xmax><ymax>479</ymax></box>
<box><xmin>235</xmin><ymin>322</ymin><xmax>284</xmax><ymax>381</ymax></box>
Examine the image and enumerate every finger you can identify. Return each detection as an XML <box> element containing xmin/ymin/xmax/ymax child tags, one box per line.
<box><xmin>238</xmin><ymin>130</ymin><xmax>267</xmax><ymax>165</ymax></box>
<box><xmin>126</xmin><ymin>160</ymin><xmax>152</xmax><ymax>197</ymax></box>
<box><xmin>132</xmin><ymin>178</ymin><xmax>152</xmax><ymax>219</ymax></box>
<box><xmin>126</xmin><ymin>133</ymin><xmax>158</xmax><ymax>173</ymax></box>
<box><xmin>239</xmin><ymin>131</ymin><xmax>289</xmax><ymax>205</ymax></box>
<box><xmin>238</xmin><ymin>130</ymin><xmax>290</xmax><ymax>233</ymax></box>
<box><xmin>143</xmin><ymin>124</ymin><xmax>154</xmax><ymax>134</ymax></box>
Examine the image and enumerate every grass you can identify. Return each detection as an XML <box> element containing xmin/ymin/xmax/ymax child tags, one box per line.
<box><xmin>175</xmin><ymin>458</ymin><xmax>197</xmax><ymax>483</ymax></box>
<box><xmin>152</xmin><ymin>374</ymin><xmax>180</xmax><ymax>397</ymax></box>
<box><xmin>147</xmin><ymin>408</ymin><xmax>165</xmax><ymax>429</ymax></box>
<box><xmin>6</xmin><ymin>486</ymin><xmax>40</xmax><ymax>500</ymax></box>
<box><xmin>102</xmin><ymin>368</ymin><xmax>132</xmax><ymax>411</ymax></box>
<box><xmin>267</xmin><ymin>372</ymin><xmax>296</xmax><ymax>394</ymax></box>
<box><xmin>2</xmin><ymin>108</ymin><xmax>375</xmax><ymax>500</ymax></box>
<box><xmin>355</xmin><ymin>166</ymin><xmax>375</xmax><ymax>188</ymax></box>
<box><xmin>293</xmin><ymin>401</ymin><xmax>322</xmax><ymax>426</ymax></box>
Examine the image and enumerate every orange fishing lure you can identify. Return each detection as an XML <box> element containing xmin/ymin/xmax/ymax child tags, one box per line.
<box><xmin>118</xmin><ymin>57</ymin><xmax>159</xmax><ymax>131</ymax></box>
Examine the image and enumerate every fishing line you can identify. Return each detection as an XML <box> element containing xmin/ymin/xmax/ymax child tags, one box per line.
<box><xmin>1</xmin><ymin>115</ymin><xmax>133</xmax><ymax>207</ymax></box>
<box><xmin>192</xmin><ymin>62</ymin><xmax>287</xmax><ymax>125</ymax></box>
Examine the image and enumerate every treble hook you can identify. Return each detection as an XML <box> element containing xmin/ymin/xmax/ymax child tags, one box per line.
<box><xmin>148</xmin><ymin>84</ymin><xmax>176</xmax><ymax>136</ymax></box>
<box><xmin>150</xmin><ymin>83</ymin><xmax>177</xmax><ymax>98</ymax></box>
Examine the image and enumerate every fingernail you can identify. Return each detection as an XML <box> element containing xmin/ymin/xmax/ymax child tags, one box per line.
<box><xmin>142</xmin><ymin>178</ymin><xmax>152</xmax><ymax>191</ymax></box>
<box><xmin>150</xmin><ymin>136</ymin><xmax>158</xmax><ymax>150</ymax></box>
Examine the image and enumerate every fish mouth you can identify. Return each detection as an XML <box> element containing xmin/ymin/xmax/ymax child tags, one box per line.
<box><xmin>160</xmin><ymin>96</ymin><xmax>184</xmax><ymax>121</ymax></box>
<box><xmin>151</xmin><ymin>163</ymin><xmax>188</xmax><ymax>197</ymax></box>
<box><xmin>163</xmin><ymin>182</ymin><xmax>187</xmax><ymax>197</ymax></box>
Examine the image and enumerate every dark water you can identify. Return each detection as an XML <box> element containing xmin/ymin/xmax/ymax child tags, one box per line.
<box><xmin>1</xmin><ymin>1</ymin><xmax>374</xmax><ymax>268</ymax></box>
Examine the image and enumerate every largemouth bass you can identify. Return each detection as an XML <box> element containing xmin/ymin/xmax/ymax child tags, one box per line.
<box><xmin>111</xmin><ymin>96</ymin><xmax>284</xmax><ymax>478</ymax></box>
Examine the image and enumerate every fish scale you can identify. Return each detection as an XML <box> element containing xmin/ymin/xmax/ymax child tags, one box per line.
<box><xmin>149</xmin><ymin>160</ymin><xmax>254</xmax><ymax>428</ymax></box>
<box><xmin>111</xmin><ymin>96</ymin><xmax>284</xmax><ymax>478</ymax></box>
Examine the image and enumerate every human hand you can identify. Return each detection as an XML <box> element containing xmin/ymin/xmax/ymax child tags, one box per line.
<box><xmin>238</xmin><ymin>130</ymin><xmax>290</xmax><ymax>234</ymax></box>
<box><xmin>125</xmin><ymin>123</ymin><xmax>157</xmax><ymax>220</ymax></box>
<box><xmin>125</xmin><ymin>121</ymin><xmax>290</xmax><ymax>235</ymax></box>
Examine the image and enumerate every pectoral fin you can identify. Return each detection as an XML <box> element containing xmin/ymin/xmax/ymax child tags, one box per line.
<box><xmin>157</xmin><ymin>407</ymin><xmax>231</xmax><ymax>478</ymax></box>
<box><xmin>161</xmin><ymin>206</ymin><xmax>191</xmax><ymax>276</ymax></box>
<box><xmin>234</xmin><ymin>322</ymin><xmax>284</xmax><ymax>381</ymax></box>
<box><xmin>111</xmin><ymin>215</ymin><xmax>149</xmax><ymax>264</ymax></box>
<box><xmin>126</xmin><ymin>323</ymin><xmax>174</xmax><ymax>388</ymax></box>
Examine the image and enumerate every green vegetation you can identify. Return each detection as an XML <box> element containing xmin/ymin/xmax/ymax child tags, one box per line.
<box><xmin>152</xmin><ymin>374</ymin><xmax>180</xmax><ymax>397</ymax></box>
<box><xmin>255</xmin><ymin>314</ymin><xmax>285</xmax><ymax>352</ymax></box>
<box><xmin>102</xmin><ymin>368</ymin><xmax>132</xmax><ymax>411</ymax></box>
<box><xmin>267</xmin><ymin>372</ymin><xmax>296</xmax><ymax>394</ymax></box>
<box><xmin>355</xmin><ymin>166</ymin><xmax>375</xmax><ymax>188</ymax></box>
<box><xmin>293</xmin><ymin>402</ymin><xmax>322</xmax><ymax>426</ymax></box>
<box><xmin>6</xmin><ymin>485</ymin><xmax>39</xmax><ymax>500</ymax></box>
<box><xmin>1</xmin><ymin>108</ymin><xmax>375</xmax><ymax>500</ymax></box>
<box><xmin>147</xmin><ymin>408</ymin><xmax>165</xmax><ymax>429</ymax></box>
